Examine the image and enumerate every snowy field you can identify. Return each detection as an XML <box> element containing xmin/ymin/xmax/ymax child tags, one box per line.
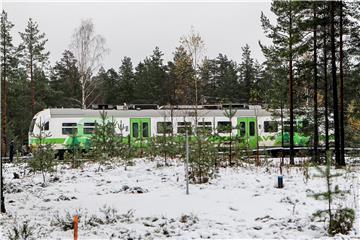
<box><xmin>0</xmin><ymin>158</ymin><xmax>359</xmax><ymax>239</ymax></box>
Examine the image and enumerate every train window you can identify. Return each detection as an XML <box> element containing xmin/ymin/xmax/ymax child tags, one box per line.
<box><xmin>249</xmin><ymin>122</ymin><xmax>255</xmax><ymax>136</ymax></box>
<box><xmin>264</xmin><ymin>121</ymin><xmax>278</xmax><ymax>133</ymax></box>
<box><xmin>62</xmin><ymin>123</ymin><xmax>77</xmax><ymax>135</ymax></box>
<box><xmin>44</xmin><ymin>121</ymin><xmax>49</xmax><ymax>131</ymax></box>
<box><xmin>84</xmin><ymin>122</ymin><xmax>96</xmax><ymax>134</ymax></box>
<box><xmin>29</xmin><ymin>118</ymin><xmax>36</xmax><ymax>133</ymax></box>
<box><xmin>142</xmin><ymin>122</ymin><xmax>149</xmax><ymax>137</ymax></box>
<box><xmin>198</xmin><ymin>121</ymin><xmax>212</xmax><ymax>134</ymax></box>
<box><xmin>133</xmin><ymin>123</ymin><xmax>139</xmax><ymax>138</ymax></box>
<box><xmin>217</xmin><ymin>121</ymin><xmax>231</xmax><ymax>133</ymax></box>
<box><xmin>157</xmin><ymin>122</ymin><xmax>172</xmax><ymax>134</ymax></box>
<box><xmin>239</xmin><ymin>122</ymin><xmax>246</xmax><ymax>137</ymax></box>
<box><xmin>177</xmin><ymin>122</ymin><xmax>192</xmax><ymax>134</ymax></box>
<box><xmin>284</xmin><ymin>121</ymin><xmax>298</xmax><ymax>132</ymax></box>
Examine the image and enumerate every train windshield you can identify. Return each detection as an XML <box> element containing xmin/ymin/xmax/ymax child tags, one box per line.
<box><xmin>29</xmin><ymin>118</ymin><xmax>36</xmax><ymax>133</ymax></box>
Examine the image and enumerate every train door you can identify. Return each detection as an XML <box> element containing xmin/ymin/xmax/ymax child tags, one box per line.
<box><xmin>130</xmin><ymin>118</ymin><xmax>151</xmax><ymax>142</ymax></box>
<box><xmin>237</xmin><ymin>117</ymin><xmax>257</xmax><ymax>148</ymax></box>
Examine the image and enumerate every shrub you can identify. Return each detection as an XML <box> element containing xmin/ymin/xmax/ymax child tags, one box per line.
<box><xmin>7</xmin><ymin>220</ymin><xmax>35</xmax><ymax>240</ymax></box>
<box><xmin>99</xmin><ymin>205</ymin><xmax>118</xmax><ymax>224</ymax></box>
<box><xmin>52</xmin><ymin>209</ymin><xmax>84</xmax><ymax>231</ymax></box>
<box><xmin>329</xmin><ymin>208</ymin><xmax>355</xmax><ymax>235</ymax></box>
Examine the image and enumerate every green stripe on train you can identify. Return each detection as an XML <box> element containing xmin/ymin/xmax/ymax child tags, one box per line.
<box><xmin>30</xmin><ymin>138</ymin><xmax>66</xmax><ymax>144</ymax></box>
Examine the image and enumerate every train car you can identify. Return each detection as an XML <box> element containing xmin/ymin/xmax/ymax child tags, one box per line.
<box><xmin>28</xmin><ymin>104</ymin><xmax>310</xmax><ymax>154</ymax></box>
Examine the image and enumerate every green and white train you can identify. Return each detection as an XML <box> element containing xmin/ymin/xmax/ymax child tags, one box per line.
<box><xmin>28</xmin><ymin>104</ymin><xmax>311</xmax><ymax>154</ymax></box>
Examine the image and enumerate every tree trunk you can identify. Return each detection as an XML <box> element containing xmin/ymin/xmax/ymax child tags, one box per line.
<box><xmin>81</xmin><ymin>75</ymin><xmax>86</xmax><ymax>109</ymax></box>
<box><xmin>330</xmin><ymin>1</ymin><xmax>340</xmax><ymax>166</ymax></box>
<box><xmin>313</xmin><ymin>3</ymin><xmax>319</xmax><ymax>163</ymax></box>
<box><xmin>323</xmin><ymin>25</ymin><xmax>329</xmax><ymax>152</ymax></box>
<box><xmin>2</xmin><ymin>38</ymin><xmax>7</xmax><ymax>157</ymax></box>
<box><xmin>339</xmin><ymin>1</ymin><xmax>345</xmax><ymax>166</ymax></box>
<box><xmin>289</xmin><ymin>4</ymin><xmax>295</xmax><ymax>165</ymax></box>
<box><xmin>30</xmin><ymin>55</ymin><xmax>35</xmax><ymax>116</ymax></box>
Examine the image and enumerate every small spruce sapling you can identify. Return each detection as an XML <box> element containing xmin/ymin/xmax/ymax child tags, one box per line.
<box><xmin>188</xmin><ymin>120</ymin><xmax>218</xmax><ymax>183</ymax></box>
<box><xmin>223</xmin><ymin>105</ymin><xmax>237</xmax><ymax>166</ymax></box>
<box><xmin>157</xmin><ymin>118</ymin><xmax>175</xmax><ymax>165</ymax></box>
<box><xmin>117</xmin><ymin>121</ymin><xmax>134</xmax><ymax>166</ymax></box>
<box><xmin>90</xmin><ymin>110</ymin><xmax>118</xmax><ymax>165</ymax></box>
<box><xmin>28</xmin><ymin>121</ymin><xmax>55</xmax><ymax>185</ymax></box>
<box><xmin>311</xmin><ymin>151</ymin><xmax>354</xmax><ymax>235</ymax></box>
<box><xmin>66</xmin><ymin>131</ymin><xmax>83</xmax><ymax>168</ymax></box>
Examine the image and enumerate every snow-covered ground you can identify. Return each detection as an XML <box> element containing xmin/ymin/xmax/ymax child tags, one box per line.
<box><xmin>0</xmin><ymin>158</ymin><xmax>359</xmax><ymax>239</ymax></box>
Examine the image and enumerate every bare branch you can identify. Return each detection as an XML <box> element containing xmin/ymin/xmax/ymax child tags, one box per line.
<box><xmin>70</xmin><ymin>19</ymin><xmax>109</xmax><ymax>109</ymax></box>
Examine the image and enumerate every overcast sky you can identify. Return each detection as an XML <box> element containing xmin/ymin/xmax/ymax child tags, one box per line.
<box><xmin>4</xmin><ymin>1</ymin><xmax>275</xmax><ymax>70</ymax></box>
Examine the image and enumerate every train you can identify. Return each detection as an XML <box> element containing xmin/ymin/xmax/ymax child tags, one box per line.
<box><xmin>28</xmin><ymin>104</ymin><xmax>311</xmax><ymax>155</ymax></box>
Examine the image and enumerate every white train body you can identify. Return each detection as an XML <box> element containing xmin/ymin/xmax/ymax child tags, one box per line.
<box><xmin>28</xmin><ymin>106</ymin><xmax>308</xmax><ymax>152</ymax></box>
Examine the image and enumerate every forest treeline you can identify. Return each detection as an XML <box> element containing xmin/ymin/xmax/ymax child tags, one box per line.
<box><xmin>1</xmin><ymin>1</ymin><xmax>360</xmax><ymax>159</ymax></box>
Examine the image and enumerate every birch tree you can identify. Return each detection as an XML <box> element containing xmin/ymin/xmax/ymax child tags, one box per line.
<box><xmin>180</xmin><ymin>26</ymin><xmax>206</xmax><ymax>134</ymax></box>
<box><xmin>70</xmin><ymin>19</ymin><xmax>108</xmax><ymax>109</ymax></box>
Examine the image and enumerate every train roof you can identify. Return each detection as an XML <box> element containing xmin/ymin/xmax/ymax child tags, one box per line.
<box><xmin>47</xmin><ymin>108</ymin><xmax>273</xmax><ymax>118</ymax></box>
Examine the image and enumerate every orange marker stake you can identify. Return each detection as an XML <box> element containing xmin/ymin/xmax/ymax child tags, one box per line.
<box><xmin>74</xmin><ymin>215</ymin><xmax>78</xmax><ymax>240</ymax></box>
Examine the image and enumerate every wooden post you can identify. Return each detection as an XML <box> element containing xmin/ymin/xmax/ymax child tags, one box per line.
<box><xmin>74</xmin><ymin>215</ymin><xmax>78</xmax><ymax>240</ymax></box>
<box><xmin>185</xmin><ymin>130</ymin><xmax>189</xmax><ymax>195</ymax></box>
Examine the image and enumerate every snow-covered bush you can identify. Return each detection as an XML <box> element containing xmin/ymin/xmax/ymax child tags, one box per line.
<box><xmin>7</xmin><ymin>220</ymin><xmax>35</xmax><ymax>240</ymax></box>
<box><xmin>99</xmin><ymin>205</ymin><xmax>118</xmax><ymax>224</ymax></box>
<box><xmin>179</xmin><ymin>213</ymin><xmax>199</xmax><ymax>226</ymax></box>
<box><xmin>52</xmin><ymin>210</ymin><xmax>77</xmax><ymax>231</ymax></box>
<box><xmin>329</xmin><ymin>208</ymin><xmax>355</xmax><ymax>236</ymax></box>
<box><xmin>52</xmin><ymin>208</ymin><xmax>88</xmax><ymax>231</ymax></box>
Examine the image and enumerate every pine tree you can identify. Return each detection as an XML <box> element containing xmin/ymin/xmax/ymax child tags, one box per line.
<box><xmin>18</xmin><ymin>18</ymin><xmax>49</xmax><ymax>116</ymax></box>
<box><xmin>199</xmin><ymin>58</ymin><xmax>217</xmax><ymax>104</ymax></box>
<box><xmin>50</xmin><ymin>50</ymin><xmax>81</xmax><ymax>107</ymax></box>
<box><xmin>199</xmin><ymin>55</ymin><xmax>239</xmax><ymax>103</ymax></box>
<box><xmin>249</xmin><ymin>61</ymin><xmax>264</xmax><ymax>104</ymax></box>
<box><xmin>322</xmin><ymin>14</ymin><xmax>330</xmax><ymax>152</ymax></box>
<box><xmin>7</xmin><ymin>66</ymin><xmax>30</xmax><ymax>147</ymax></box>
<box><xmin>339</xmin><ymin>1</ymin><xmax>345</xmax><ymax>166</ymax></box>
<box><xmin>261</xmin><ymin>1</ymin><xmax>306</xmax><ymax>165</ymax></box>
<box><xmin>134</xmin><ymin>47</ymin><xmax>167</xmax><ymax>104</ymax></box>
<box><xmin>167</xmin><ymin>46</ymin><xmax>195</xmax><ymax>105</ymax></box>
<box><xmin>239</xmin><ymin>44</ymin><xmax>256</xmax><ymax>103</ymax></box>
<box><xmin>330</xmin><ymin>2</ymin><xmax>341</xmax><ymax>166</ymax></box>
<box><xmin>341</xmin><ymin>1</ymin><xmax>360</xmax><ymax>150</ymax></box>
<box><xmin>312</xmin><ymin>2</ymin><xmax>320</xmax><ymax>163</ymax></box>
<box><xmin>118</xmin><ymin>57</ymin><xmax>134</xmax><ymax>104</ymax></box>
<box><xmin>90</xmin><ymin>67</ymin><xmax>107</xmax><ymax>106</ymax></box>
<box><xmin>214</xmin><ymin>54</ymin><xmax>239</xmax><ymax>103</ymax></box>
<box><xmin>0</xmin><ymin>10</ymin><xmax>15</xmax><ymax>157</ymax></box>
<box><xmin>100</xmin><ymin>68</ymin><xmax>119</xmax><ymax>105</ymax></box>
